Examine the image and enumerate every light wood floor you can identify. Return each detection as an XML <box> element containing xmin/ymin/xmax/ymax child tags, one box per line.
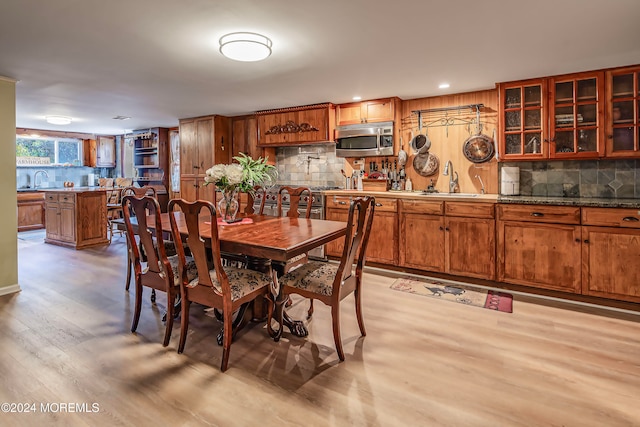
<box><xmin>2</xmin><ymin>231</ymin><xmax>640</xmax><ymax>426</ymax></box>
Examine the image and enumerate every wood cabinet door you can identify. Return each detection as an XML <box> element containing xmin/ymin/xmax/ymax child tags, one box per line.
<box><xmin>445</xmin><ymin>217</ymin><xmax>496</xmax><ymax>280</ymax></box>
<box><xmin>366</xmin><ymin>211</ymin><xmax>398</xmax><ymax>264</ymax></box>
<box><xmin>363</xmin><ymin>99</ymin><xmax>395</xmax><ymax>123</ymax></box>
<box><xmin>605</xmin><ymin>65</ymin><xmax>640</xmax><ymax>158</ymax></box>
<box><xmin>582</xmin><ymin>226</ymin><xmax>640</xmax><ymax>302</ymax></box>
<box><xmin>257</xmin><ymin>112</ymin><xmax>296</xmax><ymax>145</ymax></box>
<box><xmin>196</xmin><ymin>117</ymin><xmax>214</xmax><ymax>173</ymax></box>
<box><xmin>399</xmin><ymin>213</ymin><xmax>445</xmax><ymax>272</ymax></box>
<box><xmin>59</xmin><ymin>202</ymin><xmax>76</xmax><ymax>242</ymax></box>
<box><xmin>549</xmin><ymin>71</ymin><xmax>605</xmax><ymax>159</ymax></box>
<box><xmin>179</xmin><ymin>120</ymin><xmax>198</xmax><ymax>177</ymax></box>
<box><xmin>498</xmin><ymin>79</ymin><xmax>548</xmax><ymax>160</ymax></box>
<box><xmin>213</xmin><ymin>115</ymin><xmax>230</xmax><ymax>164</ymax></box>
<box><xmin>498</xmin><ymin>220</ymin><xmax>581</xmax><ymax>293</ymax></box>
<box><xmin>96</xmin><ymin>135</ymin><xmax>116</xmax><ymax>167</ymax></box>
<box><xmin>45</xmin><ymin>202</ymin><xmax>61</xmax><ymax>240</ymax></box>
<box><xmin>336</xmin><ymin>103</ymin><xmax>363</xmax><ymax>125</ymax></box>
<box><xmin>325</xmin><ymin>208</ymin><xmax>349</xmax><ymax>257</ymax></box>
<box><xmin>180</xmin><ymin>176</ymin><xmax>199</xmax><ymax>202</ymax></box>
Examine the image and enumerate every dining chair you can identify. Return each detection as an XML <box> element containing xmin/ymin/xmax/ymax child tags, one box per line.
<box><xmin>168</xmin><ymin>198</ymin><xmax>274</xmax><ymax>372</ymax></box>
<box><xmin>105</xmin><ymin>187</ymin><xmax>124</xmax><ymax>243</ymax></box>
<box><xmin>274</xmin><ymin>186</ymin><xmax>313</xmax><ymax>273</ymax></box>
<box><xmin>274</xmin><ymin>186</ymin><xmax>314</xmax><ymax>312</ymax></box>
<box><xmin>122</xmin><ymin>194</ymin><xmax>197</xmax><ymax>347</ymax></box>
<box><xmin>276</xmin><ymin>196</ymin><xmax>375</xmax><ymax>361</ymax></box>
<box><xmin>121</xmin><ymin>185</ymin><xmax>160</xmax><ymax>291</ymax></box>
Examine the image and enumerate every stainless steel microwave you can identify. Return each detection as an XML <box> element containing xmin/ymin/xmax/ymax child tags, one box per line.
<box><xmin>334</xmin><ymin>121</ymin><xmax>394</xmax><ymax>157</ymax></box>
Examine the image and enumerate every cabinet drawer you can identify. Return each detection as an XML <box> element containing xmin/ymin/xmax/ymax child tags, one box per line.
<box><xmin>497</xmin><ymin>204</ymin><xmax>580</xmax><ymax>224</ymax></box>
<box><xmin>58</xmin><ymin>193</ymin><xmax>76</xmax><ymax>204</ymax></box>
<box><xmin>582</xmin><ymin>207</ymin><xmax>640</xmax><ymax>228</ymax></box>
<box><xmin>399</xmin><ymin>199</ymin><xmax>443</xmax><ymax>215</ymax></box>
<box><xmin>445</xmin><ymin>202</ymin><xmax>495</xmax><ymax>219</ymax></box>
<box><xmin>327</xmin><ymin>195</ymin><xmax>397</xmax><ymax>212</ymax></box>
<box><xmin>45</xmin><ymin>193</ymin><xmax>58</xmax><ymax>203</ymax></box>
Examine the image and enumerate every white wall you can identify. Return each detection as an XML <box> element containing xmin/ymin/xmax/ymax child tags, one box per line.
<box><xmin>0</xmin><ymin>76</ymin><xmax>19</xmax><ymax>295</ymax></box>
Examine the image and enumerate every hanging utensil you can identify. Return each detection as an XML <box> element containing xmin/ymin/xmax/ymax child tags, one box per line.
<box><xmin>398</xmin><ymin>136</ymin><xmax>408</xmax><ymax>166</ymax></box>
<box><xmin>461</xmin><ymin>106</ymin><xmax>494</xmax><ymax>163</ymax></box>
<box><xmin>412</xmin><ymin>151</ymin><xmax>440</xmax><ymax>177</ymax></box>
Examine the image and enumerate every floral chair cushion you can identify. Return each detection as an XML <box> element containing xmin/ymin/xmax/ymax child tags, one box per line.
<box><xmin>186</xmin><ymin>266</ymin><xmax>272</xmax><ymax>301</ymax></box>
<box><xmin>278</xmin><ymin>261</ymin><xmax>353</xmax><ymax>297</ymax></box>
<box><xmin>166</xmin><ymin>255</ymin><xmax>198</xmax><ymax>285</ymax></box>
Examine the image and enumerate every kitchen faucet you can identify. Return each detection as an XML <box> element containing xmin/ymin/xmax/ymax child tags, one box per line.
<box><xmin>475</xmin><ymin>174</ymin><xmax>485</xmax><ymax>194</ymax></box>
<box><xmin>442</xmin><ymin>160</ymin><xmax>458</xmax><ymax>193</ymax></box>
<box><xmin>34</xmin><ymin>170</ymin><xmax>49</xmax><ymax>188</ymax></box>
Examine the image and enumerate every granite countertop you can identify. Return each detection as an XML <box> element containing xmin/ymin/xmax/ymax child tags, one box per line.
<box><xmin>498</xmin><ymin>195</ymin><xmax>640</xmax><ymax>209</ymax></box>
<box><xmin>37</xmin><ymin>186</ymin><xmax>107</xmax><ymax>193</ymax></box>
<box><xmin>322</xmin><ymin>189</ymin><xmax>640</xmax><ymax>208</ymax></box>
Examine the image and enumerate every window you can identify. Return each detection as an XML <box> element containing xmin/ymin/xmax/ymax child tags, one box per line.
<box><xmin>16</xmin><ymin>135</ymin><xmax>83</xmax><ymax>166</ymax></box>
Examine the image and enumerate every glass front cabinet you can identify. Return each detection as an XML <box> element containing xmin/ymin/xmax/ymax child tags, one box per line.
<box><xmin>606</xmin><ymin>65</ymin><xmax>640</xmax><ymax>157</ymax></box>
<box><xmin>499</xmin><ymin>79</ymin><xmax>548</xmax><ymax>160</ymax></box>
<box><xmin>499</xmin><ymin>71</ymin><xmax>607</xmax><ymax>160</ymax></box>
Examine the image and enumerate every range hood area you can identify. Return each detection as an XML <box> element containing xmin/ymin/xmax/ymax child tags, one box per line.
<box><xmin>256</xmin><ymin>103</ymin><xmax>335</xmax><ymax>147</ymax></box>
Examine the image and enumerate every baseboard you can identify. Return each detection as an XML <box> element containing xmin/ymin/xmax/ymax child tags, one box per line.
<box><xmin>0</xmin><ymin>284</ymin><xmax>21</xmax><ymax>297</ymax></box>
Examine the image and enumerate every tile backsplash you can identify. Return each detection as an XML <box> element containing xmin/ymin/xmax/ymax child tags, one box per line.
<box><xmin>16</xmin><ymin>166</ymin><xmax>115</xmax><ymax>189</ymax></box>
<box><xmin>275</xmin><ymin>145</ymin><xmax>344</xmax><ymax>188</ymax></box>
<box><xmin>502</xmin><ymin>159</ymin><xmax>640</xmax><ymax>198</ymax></box>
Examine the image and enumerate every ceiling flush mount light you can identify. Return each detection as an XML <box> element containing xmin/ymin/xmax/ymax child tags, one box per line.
<box><xmin>219</xmin><ymin>32</ymin><xmax>272</xmax><ymax>62</ymax></box>
<box><xmin>439</xmin><ymin>83</ymin><xmax>450</xmax><ymax>89</ymax></box>
<box><xmin>45</xmin><ymin>115</ymin><xmax>72</xmax><ymax>125</ymax></box>
<box><xmin>352</xmin><ymin>96</ymin><xmax>362</xmax><ymax>101</ymax></box>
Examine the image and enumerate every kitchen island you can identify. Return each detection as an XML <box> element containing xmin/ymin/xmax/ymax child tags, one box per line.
<box><xmin>40</xmin><ymin>187</ymin><xmax>109</xmax><ymax>249</ymax></box>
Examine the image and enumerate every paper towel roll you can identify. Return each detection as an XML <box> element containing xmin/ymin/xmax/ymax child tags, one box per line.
<box><xmin>88</xmin><ymin>173</ymin><xmax>95</xmax><ymax>187</ymax></box>
<box><xmin>501</xmin><ymin>167</ymin><xmax>520</xmax><ymax>195</ymax></box>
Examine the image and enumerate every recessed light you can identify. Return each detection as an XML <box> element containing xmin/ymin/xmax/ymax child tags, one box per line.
<box><xmin>352</xmin><ymin>96</ymin><xmax>362</xmax><ymax>101</ymax></box>
<box><xmin>438</xmin><ymin>83</ymin><xmax>450</xmax><ymax>89</ymax></box>
<box><xmin>45</xmin><ymin>115</ymin><xmax>72</xmax><ymax>125</ymax></box>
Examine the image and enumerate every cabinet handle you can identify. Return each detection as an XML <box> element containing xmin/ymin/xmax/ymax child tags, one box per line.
<box><xmin>445</xmin><ymin>227</ymin><xmax>450</xmax><ymax>231</ymax></box>
<box><xmin>575</xmin><ymin>238</ymin><xmax>581</xmax><ymax>243</ymax></box>
<box><xmin>338</xmin><ymin>201</ymin><xmax>347</xmax><ymax>205</ymax></box>
<box><xmin>584</xmin><ymin>239</ymin><xmax>590</xmax><ymax>244</ymax></box>
<box><xmin>375</xmin><ymin>203</ymin><xmax>383</xmax><ymax>207</ymax></box>
<box><xmin>530</xmin><ymin>212</ymin><xmax>544</xmax><ymax>217</ymax></box>
<box><xmin>439</xmin><ymin>226</ymin><xmax>444</xmax><ymax>231</ymax></box>
<box><xmin>622</xmin><ymin>216</ymin><xmax>639</xmax><ymax>222</ymax></box>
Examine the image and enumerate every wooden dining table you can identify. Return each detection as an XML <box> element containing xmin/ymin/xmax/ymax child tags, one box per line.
<box><xmin>156</xmin><ymin>212</ymin><xmax>348</xmax><ymax>340</ymax></box>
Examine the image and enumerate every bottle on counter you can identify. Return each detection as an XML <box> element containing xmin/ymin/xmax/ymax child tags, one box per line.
<box><xmin>405</xmin><ymin>177</ymin><xmax>413</xmax><ymax>191</ymax></box>
<box><xmin>357</xmin><ymin>171</ymin><xmax>364</xmax><ymax>191</ymax></box>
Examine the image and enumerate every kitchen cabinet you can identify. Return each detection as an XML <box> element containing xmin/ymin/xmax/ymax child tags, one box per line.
<box><xmin>17</xmin><ymin>192</ymin><xmax>45</xmax><ymax>231</ymax></box>
<box><xmin>399</xmin><ymin>200</ymin><xmax>496</xmax><ymax>280</ymax></box>
<box><xmin>581</xmin><ymin>207</ymin><xmax>640</xmax><ymax>302</ymax></box>
<box><xmin>497</xmin><ymin>204</ymin><xmax>582</xmax><ymax>293</ymax></box>
<box><xmin>549</xmin><ymin>71</ymin><xmax>605</xmax><ymax>158</ymax></box>
<box><xmin>336</xmin><ymin>98</ymin><xmax>397</xmax><ymax>125</ymax></box>
<box><xmin>43</xmin><ymin>189</ymin><xmax>108</xmax><ymax>249</ymax></box>
<box><xmin>399</xmin><ymin>199</ymin><xmax>445</xmax><ymax>272</ymax></box>
<box><xmin>325</xmin><ymin>195</ymin><xmax>398</xmax><ymax>265</ymax></box>
<box><xmin>257</xmin><ymin>103</ymin><xmax>335</xmax><ymax>147</ymax></box>
<box><xmin>84</xmin><ymin>135</ymin><xmax>116</xmax><ymax>167</ymax></box>
<box><xmin>445</xmin><ymin>202</ymin><xmax>496</xmax><ymax>280</ymax></box>
<box><xmin>231</xmin><ymin>115</ymin><xmax>276</xmax><ymax>164</ymax></box>
<box><xmin>605</xmin><ymin>65</ymin><xmax>640</xmax><ymax>157</ymax></box>
<box><xmin>498</xmin><ymin>71</ymin><xmax>606</xmax><ymax>160</ymax></box>
<box><xmin>131</xmin><ymin>128</ymin><xmax>169</xmax><ymax>209</ymax></box>
<box><xmin>179</xmin><ymin>115</ymin><xmax>230</xmax><ymax>202</ymax></box>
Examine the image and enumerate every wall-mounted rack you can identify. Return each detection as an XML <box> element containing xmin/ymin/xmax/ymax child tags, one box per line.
<box><xmin>405</xmin><ymin>103</ymin><xmax>485</xmax><ymax>137</ymax></box>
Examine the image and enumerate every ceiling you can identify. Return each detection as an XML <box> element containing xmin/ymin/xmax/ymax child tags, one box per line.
<box><xmin>1</xmin><ymin>0</ymin><xmax>639</xmax><ymax>135</ymax></box>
